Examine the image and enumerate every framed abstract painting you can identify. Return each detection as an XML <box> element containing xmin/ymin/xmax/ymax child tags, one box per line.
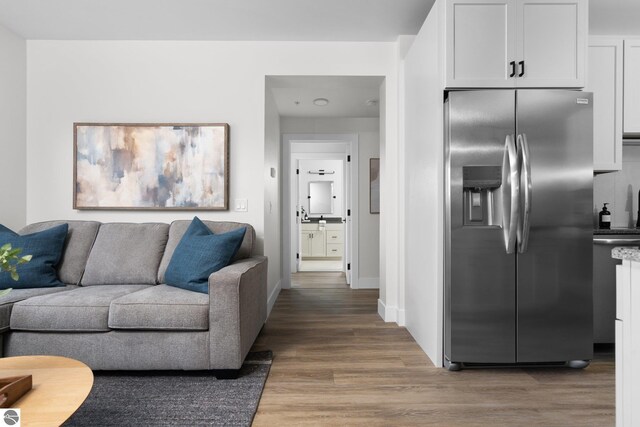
<box><xmin>73</xmin><ymin>123</ymin><xmax>229</xmax><ymax>210</ymax></box>
<box><xmin>370</xmin><ymin>158</ymin><xmax>380</xmax><ymax>214</ymax></box>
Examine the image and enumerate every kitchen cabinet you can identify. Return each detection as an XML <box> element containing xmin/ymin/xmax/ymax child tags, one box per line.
<box><xmin>445</xmin><ymin>0</ymin><xmax>514</xmax><ymax>88</ymax></box>
<box><xmin>614</xmin><ymin>252</ymin><xmax>640</xmax><ymax>427</ymax></box>
<box><xmin>300</xmin><ymin>223</ymin><xmax>343</xmax><ymax>258</ymax></box>
<box><xmin>624</xmin><ymin>40</ymin><xmax>640</xmax><ymax>136</ymax></box>
<box><xmin>587</xmin><ymin>38</ymin><xmax>623</xmax><ymax>172</ymax></box>
<box><xmin>445</xmin><ymin>0</ymin><xmax>587</xmax><ymax>88</ymax></box>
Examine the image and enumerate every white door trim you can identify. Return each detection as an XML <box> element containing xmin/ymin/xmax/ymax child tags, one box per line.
<box><xmin>282</xmin><ymin>134</ymin><xmax>359</xmax><ymax>289</ymax></box>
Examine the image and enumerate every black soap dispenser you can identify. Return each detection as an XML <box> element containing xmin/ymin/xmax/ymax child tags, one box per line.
<box><xmin>599</xmin><ymin>203</ymin><xmax>611</xmax><ymax>230</ymax></box>
<box><xmin>637</xmin><ymin>190</ymin><xmax>640</xmax><ymax>228</ymax></box>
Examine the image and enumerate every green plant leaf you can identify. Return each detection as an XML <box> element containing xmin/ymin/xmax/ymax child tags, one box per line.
<box><xmin>8</xmin><ymin>248</ymin><xmax>21</xmax><ymax>257</ymax></box>
<box><xmin>0</xmin><ymin>244</ymin><xmax>31</xmax><ymax>280</ymax></box>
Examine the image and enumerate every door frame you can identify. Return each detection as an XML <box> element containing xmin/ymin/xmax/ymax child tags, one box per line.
<box><xmin>282</xmin><ymin>134</ymin><xmax>359</xmax><ymax>289</ymax></box>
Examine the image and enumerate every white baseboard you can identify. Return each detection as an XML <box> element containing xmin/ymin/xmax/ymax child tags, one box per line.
<box><xmin>377</xmin><ymin>299</ymin><xmax>386</xmax><ymax>320</ymax></box>
<box><xmin>378</xmin><ymin>298</ymin><xmax>398</xmax><ymax>323</ymax></box>
<box><xmin>397</xmin><ymin>309</ymin><xmax>406</xmax><ymax>326</ymax></box>
<box><xmin>358</xmin><ymin>277</ymin><xmax>379</xmax><ymax>289</ymax></box>
<box><xmin>267</xmin><ymin>279</ymin><xmax>282</xmax><ymax>318</ymax></box>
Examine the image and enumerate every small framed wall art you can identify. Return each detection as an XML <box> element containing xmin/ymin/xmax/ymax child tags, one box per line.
<box><xmin>370</xmin><ymin>158</ymin><xmax>380</xmax><ymax>214</ymax></box>
<box><xmin>73</xmin><ymin>123</ymin><xmax>229</xmax><ymax>210</ymax></box>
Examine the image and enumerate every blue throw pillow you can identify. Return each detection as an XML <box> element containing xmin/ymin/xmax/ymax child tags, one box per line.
<box><xmin>164</xmin><ymin>217</ymin><xmax>246</xmax><ymax>294</ymax></box>
<box><xmin>0</xmin><ymin>223</ymin><xmax>68</xmax><ymax>289</ymax></box>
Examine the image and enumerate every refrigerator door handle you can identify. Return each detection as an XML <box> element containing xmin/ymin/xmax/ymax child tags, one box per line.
<box><xmin>517</xmin><ymin>133</ymin><xmax>533</xmax><ymax>253</ymax></box>
<box><xmin>502</xmin><ymin>134</ymin><xmax>520</xmax><ymax>254</ymax></box>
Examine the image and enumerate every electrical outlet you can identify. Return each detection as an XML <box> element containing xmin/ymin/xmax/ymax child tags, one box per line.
<box><xmin>235</xmin><ymin>198</ymin><xmax>248</xmax><ymax>212</ymax></box>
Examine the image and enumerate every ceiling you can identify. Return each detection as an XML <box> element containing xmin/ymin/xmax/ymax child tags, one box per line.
<box><xmin>267</xmin><ymin>76</ymin><xmax>384</xmax><ymax>118</ymax></box>
<box><xmin>1</xmin><ymin>2</ymin><xmax>635</xmax><ymax>120</ymax></box>
<box><xmin>0</xmin><ymin>0</ymin><xmax>433</xmax><ymax>41</ymax></box>
<box><xmin>1</xmin><ymin>1</ymin><xmax>637</xmax><ymax>41</ymax></box>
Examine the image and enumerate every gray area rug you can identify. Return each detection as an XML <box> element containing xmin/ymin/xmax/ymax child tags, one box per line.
<box><xmin>63</xmin><ymin>351</ymin><xmax>272</xmax><ymax>427</ymax></box>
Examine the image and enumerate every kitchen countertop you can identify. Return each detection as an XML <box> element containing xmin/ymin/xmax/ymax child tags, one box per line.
<box><xmin>612</xmin><ymin>247</ymin><xmax>640</xmax><ymax>262</ymax></box>
<box><xmin>594</xmin><ymin>228</ymin><xmax>640</xmax><ymax>235</ymax></box>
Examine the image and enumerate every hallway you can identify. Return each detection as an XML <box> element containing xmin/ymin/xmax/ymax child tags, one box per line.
<box><xmin>251</xmin><ymin>288</ymin><xmax>614</xmax><ymax>426</ymax></box>
<box><xmin>290</xmin><ymin>272</ymin><xmax>348</xmax><ymax>289</ymax></box>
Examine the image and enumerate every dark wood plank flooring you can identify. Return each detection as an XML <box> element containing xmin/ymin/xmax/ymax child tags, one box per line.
<box><xmin>251</xmin><ymin>288</ymin><xmax>614</xmax><ymax>426</ymax></box>
<box><xmin>291</xmin><ymin>272</ymin><xmax>348</xmax><ymax>289</ymax></box>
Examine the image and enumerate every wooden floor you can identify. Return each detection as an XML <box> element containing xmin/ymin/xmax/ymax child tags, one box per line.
<box><xmin>251</xmin><ymin>288</ymin><xmax>614</xmax><ymax>426</ymax></box>
<box><xmin>290</xmin><ymin>272</ymin><xmax>348</xmax><ymax>289</ymax></box>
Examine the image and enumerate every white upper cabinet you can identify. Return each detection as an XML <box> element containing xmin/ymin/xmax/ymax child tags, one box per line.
<box><xmin>446</xmin><ymin>0</ymin><xmax>515</xmax><ymax>88</ymax></box>
<box><xmin>587</xmin><ymin>38</ymin><xmax>623</xmax><ymax>172</ymax></box>
<box><xmin>445</xmin><ymin>0</ymin><xmax>587</xmax><ymax>88</ymax></box>
<box><xmin>515</xmin><ymin>0</ymin><xmax>586</xmax><ymax>87</ymax></box>
<box><xmin>624</xmin><ymin>40</ymin><xmax>640</xmax><ymax>136</ymax></box>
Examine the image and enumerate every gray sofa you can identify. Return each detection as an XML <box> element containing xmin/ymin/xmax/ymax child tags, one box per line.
<box><xmin>0</xmin><ymin>220</ymin><xmax>267</xmax><ymax>373</ymax></box>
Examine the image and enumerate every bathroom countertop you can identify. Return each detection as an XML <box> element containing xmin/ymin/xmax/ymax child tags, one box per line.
<box><xmin>301</xmin><ymin>217</ymin><xmax>343</xmax><ymax>224</ymax></box>
<box><xmin>612</xmin><ymin>247</ymin><xmax>640</xmax><ymax>262</ymax></box>
<box><xmin>594</xmin><ymin>228</ymin><xmax>640</xmax><ymax>235</ymax></box>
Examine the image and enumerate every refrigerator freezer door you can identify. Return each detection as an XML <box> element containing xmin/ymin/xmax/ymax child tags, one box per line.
<box><xmin>515</xmin><ymin>90</ymin><xmax>593</xmax><ymax>363</ymax></box>
<box><xmin>445</xmin><ymin>90</ymin><xmax>517</xmax><ymax>364</ymax></box>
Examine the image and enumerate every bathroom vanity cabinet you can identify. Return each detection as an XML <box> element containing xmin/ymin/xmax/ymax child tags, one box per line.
<box><xmin>300</xmin><ymin>223</ymin><xmax>344</xmax><ymax>258</ymax></box>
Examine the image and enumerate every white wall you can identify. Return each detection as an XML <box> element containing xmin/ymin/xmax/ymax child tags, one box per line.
<box><xmin>395</xmin><ymin>35</ymin><xmax>416</xmax><ymax>326</ymax></box>
<box><xmin>25</xmin><ymin>40</ymin><xmax>398</xmax><ymax>264</ymax></box>
<box><xmin>280</xmin><ymin>118</ymin><xmax>380</xmax><ymax>284</ymax></box>
<box><xmin>264</xmin><ymin>87</ymin><xmax>281</xmax><ymax>315</ymax></box>
<box><xmin>0</xmin><ymin>24</ymin><xmax>26</xmax><ymax>231</ymax></box>
<box><xmin>402</xmin><ymin>3</ymin><xmax>445</xmax><ymax>367</ymax></box>
<box><xmin>378</xmin><ymin>82</ymin><xmax>388</xmax><ymax>311</ymax></box>
<box><xmin>594</xmin><ymin>145</ymin><xmax>640</xmax><ymax>228</ymax></box>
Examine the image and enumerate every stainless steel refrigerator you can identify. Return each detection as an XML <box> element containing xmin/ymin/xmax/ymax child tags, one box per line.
<box><xmin>444</xmin><ymin>90</ymin><xmax>593</xmax><ymax>370</ymax></box>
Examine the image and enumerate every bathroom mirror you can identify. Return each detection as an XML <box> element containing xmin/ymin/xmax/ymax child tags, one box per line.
<box><xmin>309</xmin><ymin>181</ymin><xmax>334</xmax><ymax>214</ymax></box>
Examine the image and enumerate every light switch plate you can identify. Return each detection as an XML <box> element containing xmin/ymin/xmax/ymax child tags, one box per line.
<box><xmin>235</xmin><ymin>198</ymin><xmax>248</xmax><ymax>212</ymax></box>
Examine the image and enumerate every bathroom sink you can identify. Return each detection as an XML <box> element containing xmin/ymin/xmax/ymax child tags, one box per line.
<box><xmin>305</xmin><ymin>217</ymin><xmax>343</xmax><ymax>223</ymax></box>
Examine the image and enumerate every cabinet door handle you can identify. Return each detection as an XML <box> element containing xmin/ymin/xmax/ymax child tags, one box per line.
<box><xmin>509</xmin><ymin>61</ymin><xmax>516</xmax><ymax>78</ymax></box>
<box><xmin>518</xmin><ymin>60</ymin><xmax>525</xmax><ymax>77</ymax></box>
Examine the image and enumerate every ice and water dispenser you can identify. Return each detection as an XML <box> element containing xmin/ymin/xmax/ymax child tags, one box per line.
<box><xmin>462</xmin><ymin>166</ymin><xmax>502</xmax><ymax>226</ymax></box>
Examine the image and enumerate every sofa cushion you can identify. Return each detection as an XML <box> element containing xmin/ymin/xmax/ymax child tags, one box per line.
<box><xmin>0</xmin><ymin>223</ymin><xmax>68</xmax><ymax>289</ymax></box>
<box><xmin>164</xmin><ymin>217</ymin><xmax>246</xmax><ymax>294</ymax></box>
<box><xmin>158</xmin><ymin>220</ymin><xmax>255</xmax><ymax>283</ymax></box>
<box><xmin>20</xmin><ymin>220</ymin><xmax>101</xmax><ymax>285</ymax></box>
<box><xmin>81</xmin><ymin>223</ymin><xmax>169</xmax><ymax>285</ymax></box>
<box><xmin>10</xmin><ymin>285</ymin><xmax>150</xmax><ymax>332</ymax></box>
<box><xmin>0</xmin><ymin>285</ymin><xmax>78</xmax><ymax>333</ymax></box>
<box><xmin>109</xmin><ymin>285</ymin><xmax>209</xmax><ymax>331</ymax></box>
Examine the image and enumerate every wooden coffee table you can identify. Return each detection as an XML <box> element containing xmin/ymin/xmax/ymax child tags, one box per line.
<box><xmin>0</xmin><ymin>355</ymin><xmax>93</xmax><ymax>426</ymax></box>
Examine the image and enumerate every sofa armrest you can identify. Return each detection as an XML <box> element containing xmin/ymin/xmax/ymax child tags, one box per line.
<box><xmin>207</xmin><ymin>256</ymin><xmax>267</xmax><ymax>370</ymax></box>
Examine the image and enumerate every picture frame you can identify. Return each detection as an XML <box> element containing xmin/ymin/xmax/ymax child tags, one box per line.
<box><xmin>73</xmin><ymin>123</ymin><xmax>229</xmax><ymax>210</ymax></box>
<box><xmin>370</xmin><ymin>158</ymin><xmax>380</xmax><ymax>214</ymax></box>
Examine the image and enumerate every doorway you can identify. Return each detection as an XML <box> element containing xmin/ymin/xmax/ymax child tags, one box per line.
<box><xmin>285</xmin><ymin>138</ymin><xmax>356</xmax><ymax>289</ymax></box>
<box><xmin>266</xmin><ymin>75</ymin><xmax>382</xmax><ymax>293</ymax></box>
<box><xmin>297</xmin><ymin>158</ymin><xmax>345</xmax><ymax>273</ymax></box>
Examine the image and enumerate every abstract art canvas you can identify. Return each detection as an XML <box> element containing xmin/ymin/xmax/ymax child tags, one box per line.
<box><xmin>370</xmin><ymin>158</ymin><xmax>380</xmax><ymax>214</ymax></box>
<box><xmin>74</xmin><ymin>123</ymin><xmax>229</xmax><ymax>210</ymax></box>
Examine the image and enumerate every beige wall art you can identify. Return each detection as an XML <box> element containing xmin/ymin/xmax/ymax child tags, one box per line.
<box><xmin>74</xmin><ymin>123</ymin><xmax>229</xmax><ymax>210</ymax></box>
